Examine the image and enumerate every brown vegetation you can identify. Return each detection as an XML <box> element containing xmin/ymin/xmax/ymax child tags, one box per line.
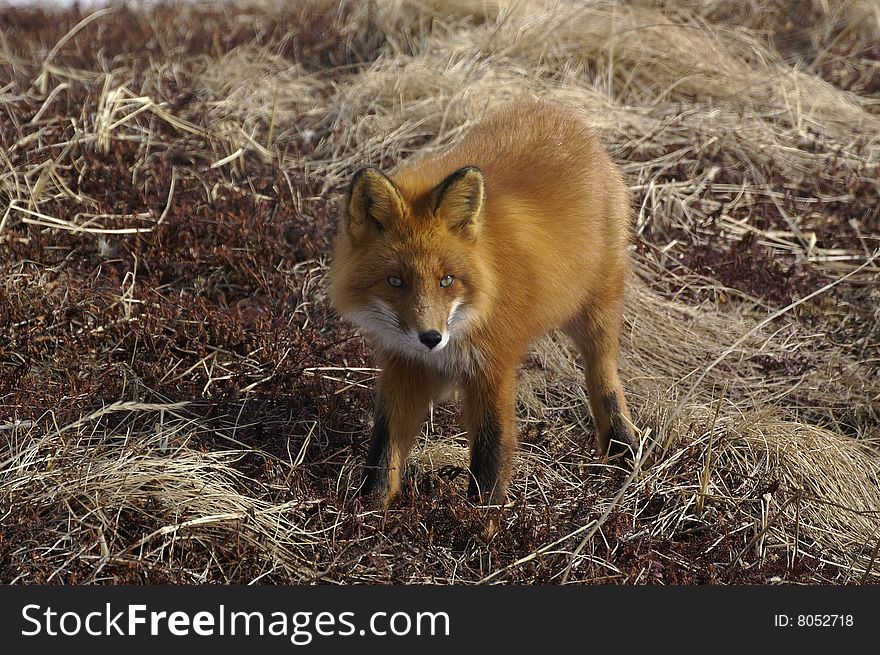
<box><xmin>0</xmin><ymin>0</ymin><xmax>878</xmax><ymax>584</ymax></box>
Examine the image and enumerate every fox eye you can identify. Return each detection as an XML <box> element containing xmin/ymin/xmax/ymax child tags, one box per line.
<box><xmin>388</xmin><ymin>276</ymin><xmax>404</xmax><ymax>288</ymax></box>
<box><xmin>440</xmin><ymin>275</ymin><xmax>454</xmax><ymax>288</ymax></box>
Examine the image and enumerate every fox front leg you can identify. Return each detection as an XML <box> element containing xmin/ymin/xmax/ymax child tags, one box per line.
<box><xmin>360</xmin><ymin>360</ymin><xmax>435</xmax><ymax>506</ymax></box>
<box><xmin>463</xmin><ymin>366</ymin><xmax>518</xmax><ymax>507</ymax></box>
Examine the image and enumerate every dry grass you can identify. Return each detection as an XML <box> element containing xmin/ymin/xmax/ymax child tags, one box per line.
<box><xmin>0</xmin><ymin>0</ymin><xmax>878</xmax><ymax>584</ymax></box>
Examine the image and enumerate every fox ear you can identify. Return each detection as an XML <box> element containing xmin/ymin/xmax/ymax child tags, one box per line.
<box><xmin>433</xmin><ymin>166</ymin><xmax>485</xmax><ymax>240</ymax></box>
<box><xmin>345</xmin><ymin>167</ymin><xmax>403</xmax><ymax>241</ymax></box>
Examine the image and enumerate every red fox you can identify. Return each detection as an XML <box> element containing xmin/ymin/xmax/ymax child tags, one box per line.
<box><xmin>330</xmin><ymin>101</ymin><xmax>635</xmax><ymax>510</ymax></box>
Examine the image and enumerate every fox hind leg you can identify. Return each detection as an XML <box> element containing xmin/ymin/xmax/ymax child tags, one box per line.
<box><xmin>564</xmin><ymin>297</ymin><xmax>635</xmax><ymax>459</ymax></box>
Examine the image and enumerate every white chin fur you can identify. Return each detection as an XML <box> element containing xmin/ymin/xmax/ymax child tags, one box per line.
<box><xmin>345</xmin><ymin>300</ymin><xmax>480</xmax><ymax>377</ymax></box>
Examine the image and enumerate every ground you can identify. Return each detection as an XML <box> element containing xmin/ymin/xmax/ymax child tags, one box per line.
<box><xmin>0</xmin><ymin>0</ymin><xmax>878</xmax><ymax>584</ymax></box>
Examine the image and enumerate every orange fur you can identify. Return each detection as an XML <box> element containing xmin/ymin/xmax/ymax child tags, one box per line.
<box><xmin>329</xmin><ymin>101</ymin><xmax>635</xmax><ymax>511</ymax></box>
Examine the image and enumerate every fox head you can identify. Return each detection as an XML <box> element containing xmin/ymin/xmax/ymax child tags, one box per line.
<box><xmin>329</xmin><ymin>165</ymin><xmax>490</xmax><ymax>358</ymax></box>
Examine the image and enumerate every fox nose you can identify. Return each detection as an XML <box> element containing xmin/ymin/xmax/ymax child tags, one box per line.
<box><xmin>419</xmin><ymin>330</ymin><xmax>442</xmax><ymax>350</ymax></box>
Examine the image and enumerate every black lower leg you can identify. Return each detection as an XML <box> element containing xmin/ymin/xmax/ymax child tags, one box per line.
<box><xmin>361</xmin><ymin>402</ymin><xmax>390</xmax><ymax>499</ymax></box>
<box><xmin>602</xmin><ymin>392</ymin><xmax>634</xmax><ymax>457</ymax></box>
<box><xmin>468</xmin><ymin>407</ymin><xmax>505</xmax><ymax>504</ymax></box>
